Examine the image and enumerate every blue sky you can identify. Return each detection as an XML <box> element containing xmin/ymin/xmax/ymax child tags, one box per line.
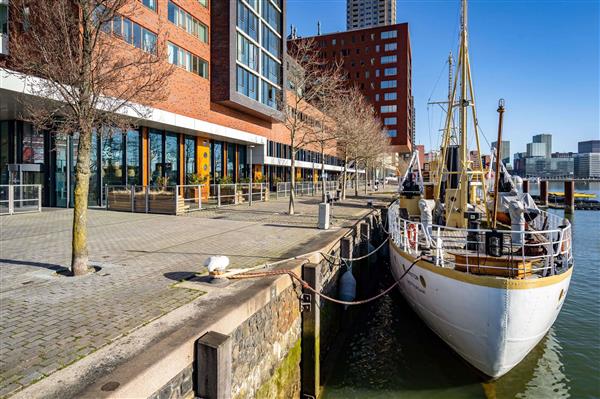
<box><xmin>286</xmin><ymin>0</ymin><xmax>599</xmax><ymax>157</ymax></box>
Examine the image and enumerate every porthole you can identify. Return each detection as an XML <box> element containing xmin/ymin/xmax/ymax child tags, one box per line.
<box><xmin>203</xmin><ymin>164</ymin><xmax>208</xmax><ymax>171</ymax></box>
<box><xmin>203</xmin><ymin>152</ymin><xmax>208</xmax><ymax>158</ymax></box>
<box><xmin>419</xmin><ymin>275</ymin><xmax>427</xmax><ymax>288</ymax></box>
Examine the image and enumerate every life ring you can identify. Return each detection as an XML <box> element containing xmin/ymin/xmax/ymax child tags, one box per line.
<box><xmin>407</xmin><ymin>224</ymin><xmax>418</xmax><ymax>247</ymax></box>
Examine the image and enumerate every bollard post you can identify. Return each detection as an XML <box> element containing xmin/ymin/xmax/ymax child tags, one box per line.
<box><xmin>199</xmin><ymin>185</ymin><xmax>202</xmax><ymax>210</ymax></box>
<box><xmin>340</xmin><ymin>236</ymin><xmax>352</xmax><ymax>262</ymax></box>
<box><xmin>217</xmin><ymin>184</ymin><xmax>221</xmax><ymax>207</ymax></box>
<box><xmin>131</xmin><ymin>185</ymin><xmax>135</xmax><ymax>213</ymax></box>
<box><xmin>249</xmin><ymin>182</ymin><xmax>253</xmax><ymax>206</ymax></box>
<box><xmin>564</xmin><ymin>180</ymin><xmax>575</xmax><ymax>214</ymax></box>
<box><xmin>37</xmin><ymin>185</ymin><xmax>42</xmax><ymax>212</ymax></box>
<box><xmin>196</xmin><ymin>331</ymin><xmax>232</xmax><ymax>399</ymax></box>
<box><xmin>301</xmin><ymin>262</ymin><xmax>321</xmax><ymax>399</ymax></box>
<box><xmin>539</xmin><ymin>180</ymin><xmax>548</xmax><ymax>207</ymax></box>
<box><xmin>522</xmin><ymin>179</ymin><xmax>529</xmax><ymax>194</ymax></box>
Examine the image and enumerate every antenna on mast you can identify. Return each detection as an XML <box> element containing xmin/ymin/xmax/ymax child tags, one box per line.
<box><xmin>317</xmin><ymin>21</ymin><xmax>321</xmax><ymax>35</ymax></box>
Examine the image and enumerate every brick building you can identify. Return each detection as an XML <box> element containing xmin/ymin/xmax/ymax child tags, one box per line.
<box><xmin>0</xmin><ymin>0</ymin><xmax>346</xmax><ymax>207</ymax></box>
<box><xmin>291</xmin><ymin>23</ymin><xmax>414</xmax><ymax>155</ymax></box>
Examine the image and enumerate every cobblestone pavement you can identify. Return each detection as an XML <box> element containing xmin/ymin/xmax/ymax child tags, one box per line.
<box><xmin>0</xmin><ymin>196</ymin><xmax>382</xmax><ymax>397</ymax></box>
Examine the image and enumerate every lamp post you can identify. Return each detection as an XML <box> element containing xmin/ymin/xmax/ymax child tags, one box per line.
<box><xmin>249</xmin><ymin>145</ymin><xmax>255</xmax><ymax>206</ymax></box>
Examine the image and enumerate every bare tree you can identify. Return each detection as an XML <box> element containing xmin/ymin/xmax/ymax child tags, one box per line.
<box><xmin>8</xmin><ymin>0</ymin><xmax>173</xmax><ymax>275</ymax></box>
<box><xmin>329</xmin><ymin>87</ymin><xmax>377</xmax><ymax>200</ymax></box>
<box><xmin>282</xmin><ymin>38</ymin><xmax>344</xmax><ymax>214</ymax></box>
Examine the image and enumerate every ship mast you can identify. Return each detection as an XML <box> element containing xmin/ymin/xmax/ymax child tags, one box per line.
<box><xmin>434</xmin><ymin>0</ymin><xmax>489</xmax><ymax>228</ymax></box>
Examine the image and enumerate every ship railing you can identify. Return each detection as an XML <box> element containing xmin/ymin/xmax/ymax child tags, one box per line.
<box><xmin>388</xmin><ymin>204</ymin><xmax>572</xmax><ymax>276</ymax></box>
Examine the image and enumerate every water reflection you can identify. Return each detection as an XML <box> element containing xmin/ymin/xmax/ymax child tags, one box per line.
<box><xmin>323</xmin><ymin>269</ymin><xmax>570</xmax><ymax>399</ymax></box>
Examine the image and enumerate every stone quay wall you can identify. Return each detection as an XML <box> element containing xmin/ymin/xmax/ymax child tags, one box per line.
<box><xmin>144</xmin><ymin>208</ymin><xmax>386</xmax><ymax>399</ymax></box>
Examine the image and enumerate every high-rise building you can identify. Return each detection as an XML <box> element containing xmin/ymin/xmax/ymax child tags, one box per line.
<box><xmin>291</xmin><ymin>23</ymin><xmax>414</xmax><ymax>153</ymax></box>
<box><xmin>347</xmin><ymin>0</ymin><xmax>396</xmax><ymax>30</ymax></box>
<box><xmin>575</xmin><ymin>153</ymin><xmax>600</xmax><ymax>179</ymax></box>
<box><xmin>526</xmin><ymin>142</ymin><xmax>546</xmax><ymax>158</ymax></box>
<box><xmin>491</xmin><ymin>140</ymin><xmax>510</xmax><ymax>166</ymax></box>
<box><xmin>578</xmin><ymin>140</ymin><xmax>600</xmax><ymax>154</ymax></box>
<box><xmin>532</xmin><ymin>133</ymin><xmax>552</xmax><ymax>158</ymax></box>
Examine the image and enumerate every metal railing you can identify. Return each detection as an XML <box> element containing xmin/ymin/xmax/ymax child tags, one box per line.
<box><xmin>388</xmin><ymin>203</ymin><xmax>573</xmax><ymax>277</ymax></box>
<box><xmin>0</xmin><ymin>185</ymin><xmax>42</xmax><ymax>215</ymax></box>
<box><xmin>105</xmin><ymin>183</ymin><xmax>269</xmax><ymax>214</ymax></box>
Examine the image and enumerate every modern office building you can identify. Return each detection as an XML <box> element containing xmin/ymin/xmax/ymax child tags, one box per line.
<box><xmin>526</xmin><ymin>142</ymin><xmax>546</xmax><ymax>158</ymax></box>
<box><xmin>532</xmin><ymin>133</ymin><xmax>552</xmax><ymax>158</ymax></box>
<box><xmin>346</xmin><ymin>0</ymin><xmax>396</xmax><ymax>30</ymax></box>
<box><xmin>524</xmin><ymin>157</ymin><xmax>574</xmax><ymax>178</ymax></box>
<box><xmin>575</xmin><ymin>153</ymin><xmax>600</xmax><ymax>179</ymax></box>
<box><xmin>292</xmin><ymin>23</ymin><xmax>414</xmax><ymax>154</ymax></box>
<box><xmin>491</xmin><ymin>140</ymin><xmax>510</xmax><ymax>166</ymax></box>
<box><xmin>0</xmin><ymin>0</ymin><xmax>348</xmax><ymax>208</ymax></box>
<box><xmin>578</xmin><ymin>140</ymin><xmax>600</xmax><ymax>154</ymax></box>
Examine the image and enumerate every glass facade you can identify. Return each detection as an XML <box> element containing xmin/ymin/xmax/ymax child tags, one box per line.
<box><xmin>165</xmin><ymin>133</ymin><xmax>178</xmax><ymax>184</ymax></box>
<box><xmin>211</xmin><ymin>140</ymin><xmax>223</xmax><ymax>183</ymax></box>
<box><xmin>184</xmin><ymin>136</ymin><xmax>196</xmax><ymax>183</ymax></box>
<box><xmin>227</xmin><ymin>143</ymin><xmax>236</xmax><ymax>180</ymax></box>
<box><xmin>235</xmin><ymin>0</ymin><xmax>282</xmax><ymax>110</ymax></box>
<box><xmin>149</xmin><ymin>129</ymin><xmax>164</xmax><ymax>185</ymax></box>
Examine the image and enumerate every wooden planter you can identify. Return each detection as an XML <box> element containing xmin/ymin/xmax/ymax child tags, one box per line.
<box><xmin>108</xmin><ymin>191</ymin><xmax>133</xmax><ymax>212</ymax></box>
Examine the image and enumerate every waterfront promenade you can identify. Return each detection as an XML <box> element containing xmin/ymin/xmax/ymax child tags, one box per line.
<box><xmin>0</xmin><ymin>194</ymin><xmax>392</xmax><ymax>398</ymax></box>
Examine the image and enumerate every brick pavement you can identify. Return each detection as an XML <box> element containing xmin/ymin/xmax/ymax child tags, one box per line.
<box><xmin>0</xmin><ymin>196</ymin><xmax>382</xmax><ymax>397</ymax></box>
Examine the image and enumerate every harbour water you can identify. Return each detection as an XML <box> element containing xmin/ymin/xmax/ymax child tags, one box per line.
<box><xmin>323</xmin><ymin>182</ymin><xmax>600</xmax><ymax>399</ymax></box>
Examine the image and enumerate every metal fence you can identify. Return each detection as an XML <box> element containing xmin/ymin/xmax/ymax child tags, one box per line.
<box><xmin>0</xmin><ymin>185</ymin><xmax>42</xmax><ymax>215</ymax></box>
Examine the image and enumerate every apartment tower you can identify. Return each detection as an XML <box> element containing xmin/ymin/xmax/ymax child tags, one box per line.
<box><xmin>347</xmin><ymin>0</ymin><xmax>396</xmax><ymax>30</ymax></box>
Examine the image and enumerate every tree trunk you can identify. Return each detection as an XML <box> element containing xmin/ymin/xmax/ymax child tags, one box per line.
<box><xmin>289</xmin><ymin>151</ymin><xmax>295</xmax><ymax>215</ymax></box>
<box><xmin>71</xmin><ymin>127</ymin><xmax>92</xmax><ymax>276</ymax></box>
<box><xmin>320</xmin><ymin>146</ymin><xmax>326</xmax><ymax>203</ymax></box>
<box><xmin>341</xmin><ymin>153</ymin><xmax>348</xmax><ymax>200</ymax></box>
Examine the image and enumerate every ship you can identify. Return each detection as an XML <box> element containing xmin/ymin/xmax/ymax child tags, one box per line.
<box><xmin>388</xmin><ymin>0</ymin><xmax>574</xmax><ymax>378</ymax></box>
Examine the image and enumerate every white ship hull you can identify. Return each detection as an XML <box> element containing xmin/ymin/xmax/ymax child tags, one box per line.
<box><xmin>389</xmin><ymin>241</ymin><xmax>572</xmax><ymax>378</ymax></box>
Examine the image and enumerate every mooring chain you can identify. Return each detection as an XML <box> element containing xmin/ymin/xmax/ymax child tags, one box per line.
<box><xmin>230</xmin><ymin>256</ymin><xmax>423</xmax><ymax>306</ymax></box>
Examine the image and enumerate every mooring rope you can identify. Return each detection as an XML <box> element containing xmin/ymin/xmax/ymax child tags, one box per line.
<box><xmin>320</xmin><ymin>236</ymin><xmax>390</xmax><ymax>263</ymax></box>
<box><xmin>229</xmin><ymin>256</ymin><xmax>423</xmax><ymax>306</ymax></box>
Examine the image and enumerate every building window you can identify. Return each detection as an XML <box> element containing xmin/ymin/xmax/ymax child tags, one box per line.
<box><xmin>168</xmin><ymin>42</ymin><xmax>209</xmax><ymax>78</ymax></box>
<box><xmin>211</xmin><ymin>141</ymin><xmax>223</xmax><ymax>182</ymax></box>
<box><xmin>126</xmin><ymin>129</ymin><xmax>141</xmax><ymax>185</ymax></box>
<box><xmin>165</xmin><ymin>133</ymin><xmax>179</xmax><ymax>184</ymax></box>
<box><xmin>381</xmin><ymin>30</ymin><xmax>397</xmax><ymax>39</ymax></box>
<box><xmin>262</xmin><ymin>80</ymin><xmax>278</xmax><ymax>109</ymax></box>
<box><xmin>139</xmin><ymin>0</ymin><xmax>157</xmax><ymax>11</ymax></box>
<box><xmin>381</xmin><ymin>55</ymin><xmax>397</xmax><ymax>64</ymax></box>
<box><xmin>381</xmin><ymin>105</ymin><xmax>397</xmax><ymax>113</ymax></box>
<box><xmin>237</xmin><ymin>33</ymin><xmax>259</xmax><ymax>71</ymax></box>
<box><xmin>262</xmin><ymin>0</ymin><xmax>281</xmax><ymax>31</ymax></box>
<box><xmin>375</xmin><ymin>45</ymin><xmax>380</xmax><ymax>53</ymax></box>
<box><xmin>381</xmin><ymin>80</ymin><xmax>397</xmax><ymax>89</ymax></box>
<box><xmin>262</xmin><ymin>25</ymin><xmax>280</xmax><ymax>58</ymax></box>
<box><xmin>226</xmin><ymin>143</ymin><xmax>236</xmax><ymax>180</ymax></box>
<box><xmin>237</xmin><ymin>66</ymin><xmax>258</xmax><ymax>100</ymax></box>
<box><xmin>384</xmin><ymin>117</ymin><xmax>397</xmax><ymax>126</ymax></box>
<box><xmin>384</xmin><ymin>43</ymin><xmax>397</xmax><ymax>51</ymax></box>
<box><xmin>375</xmin><ymin>94</ymin><xmax>380</xmax><ymax>102</ymax></box>
<box><xmin>102</xmin><ymin>129</ymin><xmax>124</xmax><ymax>186</ymax></box>
<box><xmin>184</xmin><ymin>136</ymin><xmax>196</xmax><ymax>183</ymax></box>
<box><xmin>262</xmin><ymin>52</ymin><xmax>281</xmax><ymax>85</ymax></box>
<box><xmin>111</xmin><ymin>15</ymin><xmax>157</xmax><ymax>54</ymax></box>
<box><xmin>198</xmin><ymin>0</ymin><xmax>208</xmax><ymax>7</ymax></box>
<box><xmin>387</xmin><ymin>129</ymin><xmax>397</xmax><ymax>137</ymax></box>
<box><xmin>332</xmin><ymin>39</ymin><xmax>336</xmax><ymax>45</ymax></box>
<box><xmin>384</xmin><ymin>67</ymin><xmax>397</xmax><ymax>76</ymax></box>
<box><xmin>149</xmin><ymin>130</ymin><xmax>163</xmax><ymax>184</ymax></box>
<box><xmin>384</xmin><ymin>92</ymin><xmax>397</xmax><ymax>101</ymax></box>
<box><xmin>0</xmin><ymin>4</ymin><xmax>7</xmax><ymax>35</ymax></box>
<box><xmin>168</xmin><ymin>1</ymin><xmax>208</xmax><ymax>43</ymax></box>
<box><xmin>237</xmin><ymin>0</ymin><xmax>258</xmax><ymax>40</ymax></box>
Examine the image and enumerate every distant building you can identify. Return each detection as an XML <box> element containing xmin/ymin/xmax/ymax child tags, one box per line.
<box><xmin>532</xmin><ymin>134</ymin><xmax>552</xmax><ymax>158</ymax></box>
<box><xmin>575</xmin><ymin>153</ymin><xmax>600</xmax><ymax>179</ymax></box>
<box><xmin>525</xmin><ymin>157</ymin><xmax>574</xmax><ymax>178</ymax></box>
<box><xmin>578</xmin><ymin>140</ymin><xmax>600</xmax><ymax>154</ymax></box>
<box><xmin>491</xmin><ymin>140</ymin><xmax>510</xmax><ymax>165</ymax></box>
<box><xmin>526</xmin><ymin>142</ymin><xmax>546</xmax><ymax>158</ymax></box>
<box><xmin>513</xmin><ymin>152</ymin><xmax>527</xmax><ymax>176</ymax></box>
<box><xmin>552</xmin><ymin>152</ymin><xmax>575</xmax><ymax>159</ymax></box>
<box><xmin>347</xmin><ymin>0</ymin><xmax>396</xmax><ymax>30</ymax></box>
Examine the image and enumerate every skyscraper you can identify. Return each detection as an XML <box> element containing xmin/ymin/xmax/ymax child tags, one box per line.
<box><xmin>532</xmin><ymin>134</ymin><xmax>552</xmax><ymax>158</ymax></box>
<box><xmin>347</xmin><ymin>0</ymin><xmax>396</xmax><ymax>30</ymax></box>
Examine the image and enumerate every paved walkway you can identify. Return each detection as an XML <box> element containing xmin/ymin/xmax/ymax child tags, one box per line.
<box><xmin>0</xmin><ymin>196</ymin><xmax>387</xmax><ymax>397</ymax></box>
